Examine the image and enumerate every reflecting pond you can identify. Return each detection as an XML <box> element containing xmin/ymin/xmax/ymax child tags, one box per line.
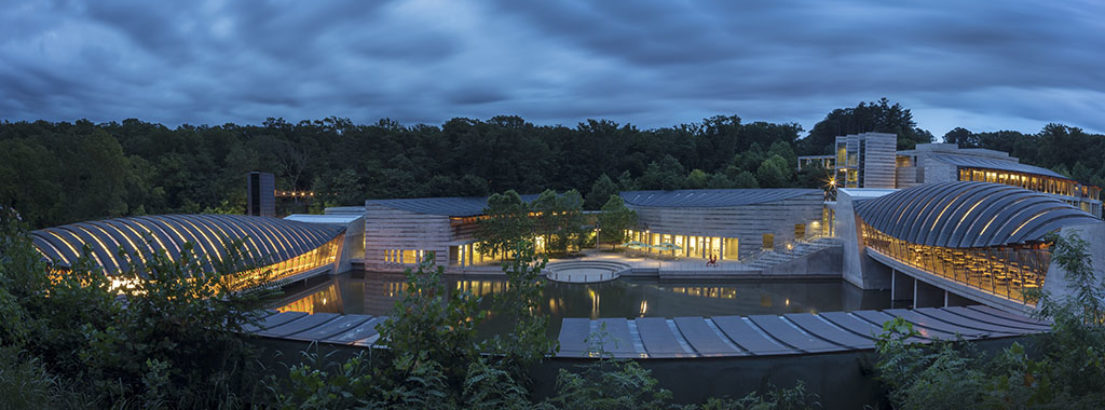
<box><xmin>274</xmin><ymin>272</ymin><xmax>894</xmax><ymax>337</ymax></box>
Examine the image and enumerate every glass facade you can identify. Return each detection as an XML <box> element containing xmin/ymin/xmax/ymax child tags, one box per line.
<box><xmin>32</xmin><ymin>214</ymin><xmax>347</xmax><ymax>292</ymax></box>
<box><xmin>860</xmin><ymin>221</ymin><xmax>1048</xmax><ymax>305</ymax></box>
<box><xmin>958</xmin><ymin>167</ymin><xmax>1101</xmax><ymax>200</ymax></box>
<box><xmin>624</xmin><ymin>230</ymin><xmax>738</xmax><ymax>260</ymax></box>
<box><xmin>384</xmin><ymin>249</ymin><xmax>426</xmax><ymax>265</ymax></box>
<box><xmin>226</xmin><ymin>234</ymin><xmax>343</xmax><ymax>290</ymax></box>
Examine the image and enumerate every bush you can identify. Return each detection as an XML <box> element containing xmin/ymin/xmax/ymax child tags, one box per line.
<box><xmin>875</xmin><ymin>232</ymin><xmax>1105</xmax><ymax>408</ymax></box>
<box><xmin>0</xmin><ymin>208</ymin><xmax>277</xmax><ymax>408</ymax></box>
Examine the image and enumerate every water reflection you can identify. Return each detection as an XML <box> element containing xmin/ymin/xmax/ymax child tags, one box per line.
<box><xmin>277</xmin><ymin>282</ymin><xmax>341</xmax><ymax>314</ymax></box>
<box><xmin>275</xmin><ymin>275</ymin><xmax>366</xmax><ymax>315</ymax></box>
<box><xmin>276</xmin><ymin>273</ymin><xmax>893</xmax><ymax>336</ymax></box>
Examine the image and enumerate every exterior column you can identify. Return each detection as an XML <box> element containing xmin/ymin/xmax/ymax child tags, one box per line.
<box><xmin>914</xmin><ymin>279</ymin><xmax>944</xmax><ymax>308</ymax></box>
<box><xmin>891</xmin><ymin>270</ymin><xmax>913</xmax><ymax>302</ymax></box>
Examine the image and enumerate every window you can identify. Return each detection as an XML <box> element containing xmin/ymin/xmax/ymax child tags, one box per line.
<box><xmin>794</xmin><ymin>224</ymin><xmax>806</xmax><ymax>240</ymax></box>
<box><xmin>401</xmin><ymin>249</ymin><xmax>419</xmax><ymax>264</ymax></box>
<box><xmin>762</xmin><ymin>234</ymin><xmax>775</xmax><ymax>250</ymax></box>
<box><xmin>723</xmin><ymin>238</ymin><xmax>740</xmax><ymax>260</ymax></box>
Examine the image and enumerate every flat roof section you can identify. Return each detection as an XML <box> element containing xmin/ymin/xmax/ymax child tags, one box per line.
<box><xmin>366</xmin><ymin>194</ymin><xmax>540</xmax><ymax>217</ymax></box>
<box><xmin>929</xmin><ymin>153</ymin><xmax>1066</xmax><ymax>179</ymax></box>
<box><xmin>620</xmin><ymin>189</ymin><xmax>820</xmax><ymax>208</ymax></box>
<box><xmin>285</xmin><ymin>214</ymin><xmax>362</xmax><ymax>225</ymax></box>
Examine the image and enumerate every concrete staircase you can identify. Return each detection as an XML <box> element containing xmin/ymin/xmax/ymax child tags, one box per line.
<box><xmin>746</xmin><ymin>238</ymin><xmax>842</xmax><ymax>271</ymax></box>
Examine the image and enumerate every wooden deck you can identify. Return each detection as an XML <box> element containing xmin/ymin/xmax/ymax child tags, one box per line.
<box><xmin>241</xmin><ymin>305</ymin><xmax>1049</xmax><ymax>359</ymax></box>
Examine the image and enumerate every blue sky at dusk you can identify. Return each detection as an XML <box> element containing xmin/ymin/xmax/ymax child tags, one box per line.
<box><xmin>2</xmin><ymin>0</ymin><xmax>1103</xmax><ymax>136</ymax></box>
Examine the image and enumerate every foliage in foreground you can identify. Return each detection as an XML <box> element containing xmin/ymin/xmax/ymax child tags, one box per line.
<box><xmin>0</xmin><ymin>209</ymin><xmax>277</xmax><ymax>408</ymax></box>
<box><xmin>875</xmin><ymin>231</ymin><xmax>1105</xmax><ymax>409</ymax></box>
<box><xmin>268</xmin><ymin>244</ymin><xmax>819</xmax><ymax>409</ymax></box>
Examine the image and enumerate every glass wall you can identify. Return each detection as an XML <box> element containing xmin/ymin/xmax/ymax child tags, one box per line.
<box><xmin>860</xmin><ymin>222</ymin><xmax>1049</xmax><ymax>305</ymax></box>
<box><xmin>624</xmin><ymin>230</ymin><xmax>739</xmax><ymax>260</ymax></box>
<box><xmin>228</xmin><ymin>233</ymin><xmax>344</xmax><ymax>290</ymax></box>
<box><xmin>383</xmin><ymin>248</ymin><xmax>426</xmax><ymax>265</ymax></box>
<box><xmin>454</xmin><ymin>243</ymin><xmax>502</xmax><ymax>266</ymax></box>
<box><xmin>957</xmin><ymin>167</ymin><xmax>1098</xmax><ymax>198</ymax></box>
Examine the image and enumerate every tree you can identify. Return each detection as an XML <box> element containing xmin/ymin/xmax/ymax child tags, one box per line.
<box><xmin>802</xmin><ymin>98</ymin><xmax>933</xmax><ymax>153</ymax></box>
<box><xmin>732</xmin><ymin>171</ymin><xmax>759</xmax><ymax>188</ymax></box>
<box><xmin>559</xmin><ymin>189</ymin><xmax>588</xmax><ymax>253</ymax></box>
<box><xmin>942</xmin><ymin>127</ymin><xmax>977</xmax><ymax>147</ymax></box>
<box><xmin>706</xmin><ymin>173</ymin><xmax>732</xmax><ymax>189</ymax></box>
<box><xmin>585</xmin><ymin>174</ymin><xmax>619</xmax><ymax>210</ymax></box>
<box><xmin>638</xmin><ymin>155</ymin><xmax>685</xmax><ymax>190</ymax></box>
<box><xmin>475</xmin><ymin>190</ymin><xmax>532</xmax><ymax>260</ymax></box>
<box><xmin>598</xmin><ymin>195</ymin><xmax>638</xmax><ymax>249</ymax></box>
<box><xmin>756</xmin><ymin>154</ymin><xmax>792</xmax><ymax>188</ymax></box>
<box><xmin>767</xmin><ymin>140</ymin><xmax>797</xmax><ymax>170</ymax></box>
<box><xmin>684</xmin><ymin>169</ymin><xmax>709</xmax><ymax>189</ymax></box>
<box><xmin>617</xmin><ymin>170</ymin><xmax>637</xmax><ymax>191</ymax></box>
<box><xmin>531</xmin><ymin>190</ymin><xmax>560</xmax><ymax>253</ymax></box>
<box><xmin>376</xmin><ymin>254</ymin><xmax>484</xmax><ymax>392</ymax></box>
<box><xmin>532</xmin><ymin>189</ymin><xmax>587</xmax><ymax>255</ymax></box>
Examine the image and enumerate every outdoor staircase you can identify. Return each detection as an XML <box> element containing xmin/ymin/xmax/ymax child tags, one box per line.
<box><xmin>746</xmin><ymin>237</ymin><xmax>842</xmax><ymax>270</ymax></box>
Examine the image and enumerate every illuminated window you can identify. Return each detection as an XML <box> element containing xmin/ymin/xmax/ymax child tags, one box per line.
<box><xmin>762</xmin><ymin>234</ymin><xmax>774</xmax><ymax>250</ymax></box>
<box><xmin>723</xmin><ymin>238</ymin><xmax>740</xmax><ymax>260</ymax></box>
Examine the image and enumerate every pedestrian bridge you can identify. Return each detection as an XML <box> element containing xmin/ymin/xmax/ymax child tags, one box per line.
<box><xmin>844</xmin><ymin>182</ymin><xmax>1105</xmax><ymax>314</ymax></box>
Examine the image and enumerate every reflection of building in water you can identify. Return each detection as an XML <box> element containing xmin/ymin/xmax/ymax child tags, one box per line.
<box><xmin>455</xmin><ymin>280</ymin><xmax>510</xmax><ymax>297</ymax></box>
<box><xmin>667</xmin><ymin>286</ymin><xmax>738</xmax><ymax>299</ymax></box>
<box><xmin>278</xmin><ymin>282</ymin><xmax>342</xmax><ymax>314</ymax></box>
<box><xmin>362</xmin><ymin>276</ymin><xmax>406</xmax><ymax>315</ymax></box>
<box><xmin>589</xmin><ymin>289</ymin><xmax>599</xmax><ymax>319</ymax></box>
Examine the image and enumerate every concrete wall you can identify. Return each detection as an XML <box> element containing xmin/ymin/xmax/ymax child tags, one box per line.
<box><xmin>363</xmin><ymin>203</ymin><xmax>452</xmax><ymax>272</ymax></box>
<box><xmin>628</xmin><ymin>192</ymin><xmax>823</xmax><ymax>260</ymax></box>
<box><xmin>1040</xmin><ymin>222</ymin><xmax>1105</xmax><ymax>309</ymax></box>
<box><xmin>334</xmin><ymin>217</ymin><xmax>364</xmax><ymax>273</ymax></box>
<box><xmin>895</xmin><ymin>166</ymin><xmax>922</xmax><ymax>189</ymax></box>
<box><xmin>860</xmin><ymin>133</ymin><xmax>897</xmax><ymax>189</ymax></box>
<box><xmin>918</xmin><ymin>155</ymin><xmax>958</xmax><ymax>184</ymax></box>
<box><xmin>835</xmin><ymin>191</ymin><xmax>892</xmax><ymax>290</ymax></box>
<box><xmin>761</xmin><ymin>246</ymin><xmax>843</xmax><ymax>276</ymax></box>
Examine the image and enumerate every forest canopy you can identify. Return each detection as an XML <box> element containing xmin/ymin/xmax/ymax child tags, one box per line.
<box><xmin>2</xmin><ymin>99</ymin><xmax>1102</xmax><ymax>229</ymax></box>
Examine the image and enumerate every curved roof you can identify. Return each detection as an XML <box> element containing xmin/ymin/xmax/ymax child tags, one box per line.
<box><xmin>855</xmin><ymin>182</ymin><xmax>1099</xmax><ymax>248</ymax></box>
<box><xmin>929</xmin><ymin>154</ymin><xmax>1067</xmax><ymax>179</ymax></box>
<box><xmin>367</xmin><ymin>194</ymin><xmax>540</xmax><ymax>217</ymax></box>
<box><xmin>31</xmin><ymin>214</ymin><xmax>344</xmax><ymax>274</ymax></box>
<box><xmin>621</xmin><ymin>189</ymin><xmax>821</xmax><ymax>208</ymax></box>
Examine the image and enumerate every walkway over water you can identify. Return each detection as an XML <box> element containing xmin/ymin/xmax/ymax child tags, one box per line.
<box><xmin>243</xmin><ymin>305</ymin><xmax>1048</xmax><ymax>359</ymax></box>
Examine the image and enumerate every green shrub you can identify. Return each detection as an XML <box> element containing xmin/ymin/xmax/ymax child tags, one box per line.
<box><xmin>0</xmin><ymin>209</ymin><xmax>276</xmax><ymax>408</ymax></box>
<box><xmin>875</xmin><ymin>232</ymin><xmax>1105</xmax><ymax>408</ymax></box>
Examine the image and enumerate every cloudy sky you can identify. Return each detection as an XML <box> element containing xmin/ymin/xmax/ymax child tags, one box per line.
<box><xmin>2</xmin><ymin>0</ymin><xmax>1103</xmax><ymax>136</ymax></box>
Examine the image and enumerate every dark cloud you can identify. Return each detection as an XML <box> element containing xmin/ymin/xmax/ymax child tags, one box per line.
<box><xmin>1</xmin><ymin>0</ymin><xmax>1103</xmax><ymax>136</ymax></box>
